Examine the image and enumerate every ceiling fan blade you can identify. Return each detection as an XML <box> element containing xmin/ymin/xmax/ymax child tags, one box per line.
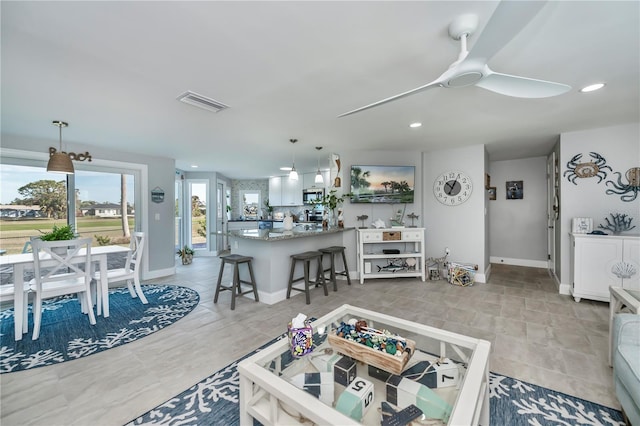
<box><xmin>466</xmin><ymin>1</ymin><xmax>547</xmax><ymax>62</ymax></box>
<box><xmin>476</xmin><ymin>71</ymin><xmax>571</xmax><ymax>98</ymax></box>
<box><xmin>338</xmin><ymin>79</ymin><xmax>442</xmax><ymax>117</ymax></box>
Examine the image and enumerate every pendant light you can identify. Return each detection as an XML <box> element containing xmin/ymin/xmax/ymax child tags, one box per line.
<box><xmin>47</xmin><ymin>120</ymin><xmax>74</xmax><ymax>174</ymax></box>
<box><xmin>289</xmin><ymin>139</ymin><xmax>298</xmax><ymax>180</ymax></box>
<box><xmin>314</xmin><ymin>146</ymin><xmax>324</xmax><ymax>184</ymax></box>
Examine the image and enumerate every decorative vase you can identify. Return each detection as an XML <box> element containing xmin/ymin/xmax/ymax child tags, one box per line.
<box><xmin>283</xmin><ymin>213</ymin><xmax>294</xmax><ymax>230</ymax></box>
<box><xmin>182</xmin><ymin>254</ymin><xmax>193</xmax><ymax>265</ymax></box>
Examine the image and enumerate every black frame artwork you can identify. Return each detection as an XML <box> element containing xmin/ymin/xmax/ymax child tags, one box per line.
<box><xmin>506</xmin><ymin>181</ymin><xmax>523</xmax><ymax>200</ymax></box>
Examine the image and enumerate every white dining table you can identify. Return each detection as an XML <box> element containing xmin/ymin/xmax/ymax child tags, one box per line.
<box><xmin>0</xmin><ymin>244</ymin><xmax>130</xmax><ymax>341</ymax></box>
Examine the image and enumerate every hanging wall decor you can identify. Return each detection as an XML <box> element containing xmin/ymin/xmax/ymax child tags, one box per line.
<box><xmin>605</xmin><ymin>167</ymin><xmax>640</xmax><ymax>202</ymax></box>
<box><xmin>506</xmin><ymin>181</ymin><xmax>523</xmax><ymax>199</ymax></box>
<box><xmin>564</xmin><ymin>152</ymin><xmax>611</xmax><ymax>184</ymax></box>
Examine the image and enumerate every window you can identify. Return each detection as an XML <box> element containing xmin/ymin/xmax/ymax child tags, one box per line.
<box><xmin>0</xmin><ymin>157</ymin><xmax>140</xmax><ymax>255</ymax></box>
<box><xmin>240</xmin><ymin>190</ymin><xmax>260</xmax><ymax>220</ymax></box>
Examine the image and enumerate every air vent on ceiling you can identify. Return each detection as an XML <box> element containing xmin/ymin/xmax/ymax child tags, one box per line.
<box><xmin>177</xmin><ymin>91</ymin><xmax>229</xmax><ymax>113</ymax></box>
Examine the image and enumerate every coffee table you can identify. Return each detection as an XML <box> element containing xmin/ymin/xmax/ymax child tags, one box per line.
<box><xmin>238</xmin><ymin>304</ymin><xmax>491</xmax><ymax>425</ymax></box>
<box><xmin>609</xmin><ymin>286</ymin><xmax>640</xmax><ymax>366</ymax></box>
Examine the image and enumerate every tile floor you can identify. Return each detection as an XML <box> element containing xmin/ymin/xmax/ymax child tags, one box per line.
<box><xmin>0</xmin><ymin>259</ymin><xmax>618</xmax><ymax>425</ymax></box>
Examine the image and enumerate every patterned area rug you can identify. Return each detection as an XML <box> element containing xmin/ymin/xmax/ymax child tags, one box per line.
<box><xmin>127</xmin><ymin>334</ymin><xmax>624</xmax><ymax>426</ymax></box>
<box><xmin>0</xmin><ymin>284</ymin><xmax>199</xmax><ymax>373</ymax></box>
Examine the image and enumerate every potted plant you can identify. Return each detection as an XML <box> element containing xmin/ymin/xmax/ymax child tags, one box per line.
<box><xmin>177</xmin><ymin>245</ymin><xmax>195</xmax><ymax>265</ymax></box>
<box><xmin>314</xmin><ymin>190</ymin><xmax>348</xmax><ymax>227</ymax></box>
<box><xmin>39</xmin><ymin>224</ymin><xmax>76</xmax><ymax>241</ymax></box>
<box><xmin>264</xmin><ymin>198</ymin><xmax>274</xmax><ymax>219</ymax></box>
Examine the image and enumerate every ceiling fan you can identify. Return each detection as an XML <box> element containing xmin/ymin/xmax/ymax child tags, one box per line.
<box><xmin>339</xmin><ymin>1</ymin><xmax>571</xmax><ymax>117</ymax></box>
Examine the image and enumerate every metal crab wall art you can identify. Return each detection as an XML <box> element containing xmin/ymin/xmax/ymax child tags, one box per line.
<box><xmin>564</xmin><ymin>152</ymin><xmax>612</xmax><ymax>184</ymax></box>
<box><xmin>606</xmin><ymin>167</ymin><xmax>640</xmax><ymax>202</ymax></box>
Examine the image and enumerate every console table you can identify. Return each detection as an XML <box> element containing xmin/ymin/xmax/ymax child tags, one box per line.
<box><xmin>356</xmin><ymin>228</ymin><xmax>425</xmax><ymax>284</ymax></box>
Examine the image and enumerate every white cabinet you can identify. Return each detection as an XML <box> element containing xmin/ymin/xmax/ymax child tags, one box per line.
<box><xmin>302</xmin><ymin>171</ymin><xmax>330</xmax><ymax>190</ymax></box>
<box><xmin>269</xmin><ymin>176</ymin><xmax>302</xmax><ymax>206</ymax></box>
<box><xmin>356</xmin><ymin>228</ymin><xmax>425</xmax><ymax>284</ymax></box>
<box><xmin>228</xmin><ymin>221</ymin><xmax>258</xmax><ymax>231</ymax></box>
<box><xmin>281</xmin><ymin>177</ymin><xmax>303</xmax><ymax>206</ymax></box>
<box><xmin>268</xmin><ymin>177</ymin><xmax>282</xmax><ymax>206</ymax></box>
<box><xmin>570</xmin><ymin>233</ymin><xmax>640</xmax><ymax>302</ymax></box>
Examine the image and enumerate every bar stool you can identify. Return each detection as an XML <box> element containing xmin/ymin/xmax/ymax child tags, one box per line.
<box><xmin>319</xmin><ymin>246</ymin><xmax>352</xmax><ymax>291</ymax></box>
<box><xmin>287</xmin><ymin>251</ymin><xmax>327</xmax><ymax>304</ymax></box>
<box><xmin>214</xmin><ymin>254</ymin><xmax>259</xmax><ymax>310</ymax></box>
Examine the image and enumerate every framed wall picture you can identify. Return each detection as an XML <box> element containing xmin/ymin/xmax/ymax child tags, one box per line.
<box><xmin>485</xmin><ymin>173</ymin><xmax>491</xmax><ymax>189</ymax></box>
<box><xmin>488</xmin><ymin>186</ymin><xmax>496</xmax><ymax>200</ymax></box>
<box><xmin>506</xmin><ymin>180</ymin><xmax>523</xmax><ymax>199</ymax></box>
<box><xmin>572</xmin><ymin>217</ymin><xmax>593</xmax><ymax>234</ymax></box>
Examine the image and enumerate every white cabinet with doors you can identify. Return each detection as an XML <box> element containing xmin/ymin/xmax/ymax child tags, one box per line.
<box><xmin>281</xmin><ymin>176</ymin><xmax>303</xmax><ymax>206</ymax></box>
<box><xmin>268</xmin><ymin>177</ymin><xmax>283</xmax><ymax>206</ymax></box>
<box><xmin>570</xmin><ymin>233</ymin><xmax>640</xmax><ymax>302</ymax></box>
<box><xmin>357</xmin><ymin>228</ymin><xmax>425</xmax><ymax>284</ymax></box>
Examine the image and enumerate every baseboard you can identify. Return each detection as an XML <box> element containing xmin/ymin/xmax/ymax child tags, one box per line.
<box><xmin>489</xmin><ymin>256</ymin><xmax>547</xmax><ymax>269</ymax></box>
<box><xmin>143</xmin><ymin>266</ymin><xmax>175</xmax><ymax>280</ymax></box>
<box><xmin>559</xmin><ymin>282</ymin><xmax>571</xmax><ymax>296</ymax></box>
<box><xmin>257</xmin><ymin>288</ymin><xmax>288</xmax><ymax>305</ymax></box>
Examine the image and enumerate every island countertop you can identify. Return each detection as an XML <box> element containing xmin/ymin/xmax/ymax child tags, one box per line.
<box><xmin>228</xmin><ymin>226</ymin><xmax>354</xmax><ymax>241</ymax></box>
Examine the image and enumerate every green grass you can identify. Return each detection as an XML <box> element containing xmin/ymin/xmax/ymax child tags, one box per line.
<box><xmin>0</xmin><ymin>217</ymin><xmax>135</xmax><ymax>254</ymax></box>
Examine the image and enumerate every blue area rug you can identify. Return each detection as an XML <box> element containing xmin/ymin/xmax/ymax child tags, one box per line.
<box><xmin>0</xmin><ymin>284</ymin><xmax>199</xmax><ymax>373</ymax></box>
<box><xmin>126</xmin><ymin>333</ymin><xmax>624</xmax><ymax>426</ymax></box>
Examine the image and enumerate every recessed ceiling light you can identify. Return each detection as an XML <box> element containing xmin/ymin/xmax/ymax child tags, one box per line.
<box><xmin>409</xmin><ymin>122</ymin><xmax>422</xmax><ymax>128</ymax></box>
<box><xmin>191</xmin><ymin>165</ymin><xmax>198</xmax><ymax>168</ymax></box>
<box><xmin>280</xmin><ymin>166</ymin><xmax>292</xmax><ymax>171</ymax></box>
<box><xmin>580</xmin><ymin>83</ymin><xmax>606</xmax><ymax>93</ymax></box>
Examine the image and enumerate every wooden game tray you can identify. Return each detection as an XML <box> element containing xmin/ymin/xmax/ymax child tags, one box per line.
<box><xmin>327</xmin><ymin>333</ymin><xmax>415</xmax><ymax>375</ymax></box>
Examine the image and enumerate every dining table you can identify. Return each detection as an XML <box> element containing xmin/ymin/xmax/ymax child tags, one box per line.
<box><xmin>0</xmin><ymin>244</ymin><xmax>131</xmax><ymax>341</ymax></box>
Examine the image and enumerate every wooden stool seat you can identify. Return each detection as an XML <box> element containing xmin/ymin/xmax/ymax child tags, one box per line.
<box><xmin>214</xmin><ymin>254</ymin><xmax>259</xmax><ymax>310</ymax></box>
<box><xmin>319</xmin><ymin>246</ymin><xmax>352</xmax><ymax>291</ymax></box>
<box><xmin>287</xmin><ymin>251</ymin><xmax>327</xmax><ymax>304</ymax></box>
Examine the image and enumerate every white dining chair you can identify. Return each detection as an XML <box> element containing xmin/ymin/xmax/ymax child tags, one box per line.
<box><xmin>93</xmin><ymin>232</ymin><xmax>147</xmax><ymax>305</ymax></box>
<box><xmin>30</xmin><ymin>237</ymin><xmax>95</xmax><ymax>340</ymax></box>
<box><xmin>0</xmin><ymin>282</ymin><xmax>29</xmax><ymax>336</ymax></box>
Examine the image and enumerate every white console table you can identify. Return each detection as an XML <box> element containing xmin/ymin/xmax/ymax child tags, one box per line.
<box><xmin>356</xmin><ymin>227</ymin><xmax>425</xmax><ymax>284</ymax></box>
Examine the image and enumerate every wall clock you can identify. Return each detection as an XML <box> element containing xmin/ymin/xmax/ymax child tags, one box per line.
<box><xmin>434</xmin><ymin>171</ymin><xmax>473</xmax><ymax>206</ymax></box>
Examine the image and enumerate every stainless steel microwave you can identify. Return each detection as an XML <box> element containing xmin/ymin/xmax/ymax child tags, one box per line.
<box><xmin>302</xmin><ymin>188</ymin><xmax>324</xmax><ymax>204</ymax></box>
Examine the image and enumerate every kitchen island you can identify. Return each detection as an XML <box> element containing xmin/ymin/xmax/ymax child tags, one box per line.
<box><xmin>228</xmin><ymin>225</ymin><xmax>354</xmax><ymax>304</ymax></box>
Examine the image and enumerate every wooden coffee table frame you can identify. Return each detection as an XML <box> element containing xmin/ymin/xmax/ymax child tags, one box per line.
<box><xmin>238</xmin><ymin>304</ymin><xmax>491</xmax><ymax>425</ymax></box>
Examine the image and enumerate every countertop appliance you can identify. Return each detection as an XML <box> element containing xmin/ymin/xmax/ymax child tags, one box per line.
<box><xmin>302</xmin><ymin>188</ymin><xmax>324</xmax><ymax>205</ymax></box>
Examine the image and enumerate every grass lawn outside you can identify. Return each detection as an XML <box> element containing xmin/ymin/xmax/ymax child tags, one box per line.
<box><xmin>0</xmin><ymin>217</ymin><xmax>135</xmax><ymax>254</ymax></box>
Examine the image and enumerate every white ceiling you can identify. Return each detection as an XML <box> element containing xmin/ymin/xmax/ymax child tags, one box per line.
<box><xmin>2</xmin><ymin>1</ymin><xmax>638</xmax><ymax>179</ymax></box>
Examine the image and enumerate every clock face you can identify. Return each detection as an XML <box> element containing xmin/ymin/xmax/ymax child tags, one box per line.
<box><xmin>434</xmin><ymin>171</ymin><xmax>473</xmax><ymax>206</ymax></box>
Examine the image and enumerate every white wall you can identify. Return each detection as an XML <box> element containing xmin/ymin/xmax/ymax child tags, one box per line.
<box><xmin>337</xmin><ymin>150</ymin><xmax>423</xmax><ymax>274</ymax></box>
<box><xmin>558</xmin><ymin>123</ymin><xmax>640</xmax><ymax>290</ymax></box>
<box><xmin>423</xmin><ymin>144</ymin><xmax>487</xmax><ymax>280</ymax></box>
<box><xmin>489</xmin><ymin>156</ymin><xmax>548</xmax><ymax>267</ymax></box>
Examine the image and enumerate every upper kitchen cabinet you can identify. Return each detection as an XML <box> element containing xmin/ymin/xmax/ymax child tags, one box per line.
<box><xmin>302</xmin><ymin>171</ymin><xmax>330</xmax><ymax>189</ymax></box>
<box><xmin>268</xmin><ymin>177</ymin><xmax>283</xmax><ymax>206</ymax></box>
<box><xmin>269</xmin><ymin>176</ymin><xmax>302</xmax><ymax>206</ymax></box>
<box><xmin>282</xmin><ymin>176</ymin><xmax>303</xmax><ymax>206</ymax></box>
